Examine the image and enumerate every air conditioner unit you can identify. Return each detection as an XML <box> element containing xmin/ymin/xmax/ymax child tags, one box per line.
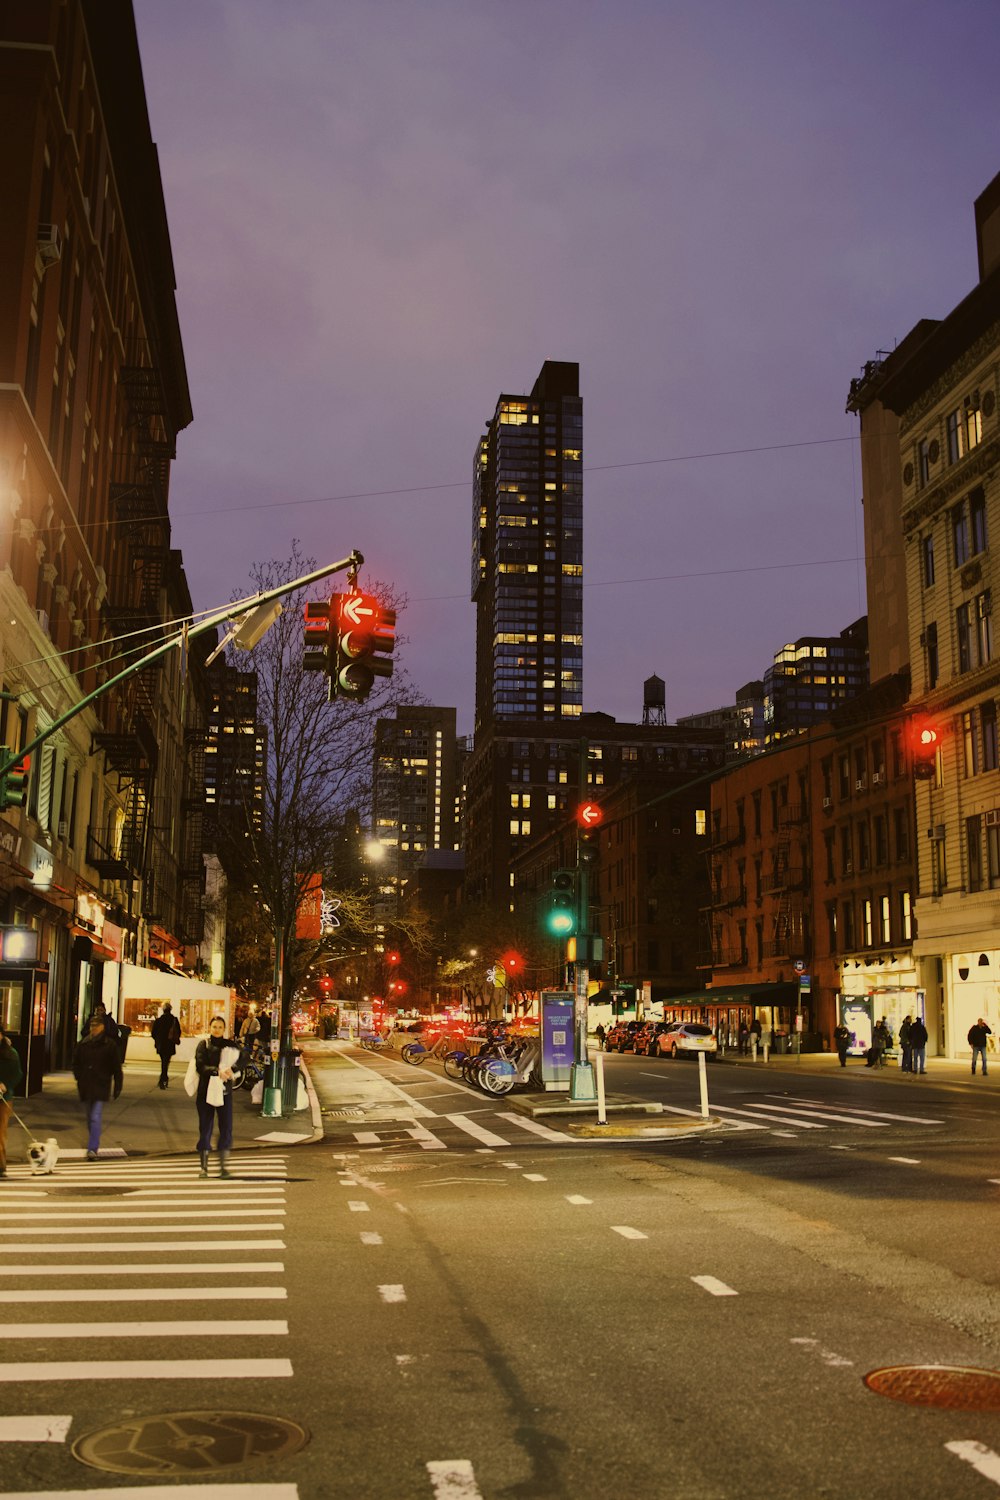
<box><xmin>855</xmin><ymin>777</ymin><xmax>867</xmax><ymax>791</ymax></box>
<box><xmin>872</xmin><ymin>771</ymin><xmax>884</xmax><ymax>785</ymax></box>
<box><xmin>57</xmin><ymin>820</ymin><xmax>68</xmax><ymax>839</ymax></box>
<box><xmin>36</xmin><ymin>222</ymin><xmax>62</xmax><ymax>266</ymax></box>
<box><xmin>986</xmin><ymin>809</ymin><xmax>1000</xmax><ymax>827</ymax></box>
<box><xmin>822</xmin><ymin>796</ymin><xmax>832</xmax><ymax>809</ymax></box>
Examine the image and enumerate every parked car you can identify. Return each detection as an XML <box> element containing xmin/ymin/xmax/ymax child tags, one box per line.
<box><xmin>634</xmin><ymin>1021</ymin><xmax>670</xmax><ymax>1057</ymax></box>
<box><xmin>605</xmin><ymin>1020</ymin><xmax>644</xmax><ymax>1054</ymax></box>
<box><xmin>652</xmin><ymin>1022</ymin><xmax>718</xmax><ymax>1059</ymax></box>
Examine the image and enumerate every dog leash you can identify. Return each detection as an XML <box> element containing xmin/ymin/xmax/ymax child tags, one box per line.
<box><xmin>5</xmin><ymin>1100</ymin><xmax>46</xmax><ymax>1140</ymax></box>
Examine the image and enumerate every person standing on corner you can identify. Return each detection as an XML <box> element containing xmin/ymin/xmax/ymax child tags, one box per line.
<box><xmin>834</xmin><ymin>1021</ymin><xmax>851</xmax><ymax>1068</ymax></box>
<box><xmin>968</xmin><ymin>1017</ymin><xmax>992</xmax><ymax>1076</ymax></box>
<box><xmin>151</xmin><ymin>1001</ymin><xmax>182</xmax><ymax>1090</ymax></box>
<box><xmin>909</xmin><ymin>1015</ymin><xmax>929</xmax><ymax>1074</ymax></box>
<box><xmin>73</xmin><ymin>1014</ymin><xmax>123</xmax><ymax>1160</ymax></box>
<box><xmin>899</xmin><ymin>1015</ymin><xmax>914</xmax><ymax>1073</ymax></box>
<box><xmin>594</xmin><ymin>1023</ymin><xmax>606</xmax><ymax>1051</ymax></box>
<box><xmin>238</xmin><ymin>1005</ymin><xmax>261</xmax><ymax>1056</ymax></box>
<box><xmin>0</xmin><ymin>1026</ymin><xmax>24</xmax><ymax>1178</ymax></box>
<box><xmin>194</xmin><ymin>1016</ymin><xmax>243</xmax><ymax>1179</ymax></box>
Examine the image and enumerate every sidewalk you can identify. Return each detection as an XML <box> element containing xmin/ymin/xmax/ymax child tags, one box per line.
<box><xmin>6</xmin><ymin>1053</ymin><xmax>323</xmax><ymax>1163</ymax></box>
<box><xmin>712</xmin><ymin>1047</ymin><xmax>997</xmax><ymax>1088</ymax></box>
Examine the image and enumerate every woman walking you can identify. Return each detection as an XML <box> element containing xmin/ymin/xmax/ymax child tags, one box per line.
<box><xmin>0</xmin><ymin>1026</ymin><xmax>24</xmax><ymax>1178</ymax></box>
<box><xmin>194</xmin><ymin>1016</ymin><xmax>243</xmax><ymax>1179</ymax></box>
<box><xmin>73</xmin><ymin>1013</ymin><xmax>123</xmax><ymax>1159</ymax></box>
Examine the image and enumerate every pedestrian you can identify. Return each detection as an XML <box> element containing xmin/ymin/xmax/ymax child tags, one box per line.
<box><xmin>238</xmin><ymin>1006</ymin><xmax>261</xmax><ymax>1054</ymax></box>
<box><xmin>594</xmin><ymin>1023</ymin><xmax>606</xmax><ymax>1051</ymax></box>
<box><xmin>73</xmin><ymin>1013</ymin><xmax>123</xmax><ymax>1160</ymax></box>
<box><xmin>151</xmin><ymin>1002</ymin><xmax>182</xmax><ymax>1090</ymax></box>
<box><xmin>256</xmin><ymin>1008</ymin><xmax>272</xmax><ymax>1053</ymax></box>
<box><xmin>968</xmin><ymin>1017</ymin><xmax>992</xmax><ymax>1076</ymax></box>
<box><xmin>194</xmin><ymin>1016</ymin><xmax>244</xmax><ymax>1178</ymax></box>
<box><xmin>867</xmin><ymin>1023</ymin><xmax>884</xmax><ymax>1069</ymax></box>
<box><xmin>909</xmin><ymin>1015</ymin><xmax>929</xmax><ymax>1073</ymax></box>
<box><xmin>899</xmin><ymin>1015</ymin><xmax>913</xmax><ymax>1073</ymax></box>
<box><xmin>738</xmin><ymin>1021</ymin><xmax>749</xmax><ymax>1056</ymax></box>
<box><xmin>873</xmin><ymin>1018</ymin><xmax>892</xmax><ymax>1067</ymax></box>
<box><xmin>834</xmin><ymin>1021</ymin><xmax>851</xmax><ymax>1067</ymax></box>
<box><xmin>749</xmin><ymin>1016</ymin><xmax>762</xmax><ymax>1053</ymax></box>
<box><xmin>85</xmin><ymin>1001</ymin><xmax>119</xmax><ymax>1043</ymax></box>
<box><xmin>0</xmin><ymin>1026</ymin><xmax>24</xmax><ymax>1179</ymax></box>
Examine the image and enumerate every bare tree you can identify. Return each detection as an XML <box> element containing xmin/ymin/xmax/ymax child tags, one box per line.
<box><xmin>216</xmin><ymin>542</ymin><xmax>416</xmax><ymax>1043</ymax></box>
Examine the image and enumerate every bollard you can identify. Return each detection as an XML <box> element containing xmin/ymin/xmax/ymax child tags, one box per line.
<box><xmin>698</xmin><ymin>1050</ymin><xmax>709</xmax><ymax>1118</ymax></box>
<box><xmin>763</xmin><ymin>1043</ymin><xmax>770</xmax><ymax>1063</ymax></box>
<box><xmin>751</xmin><ymin>1038</ymin><xmax>758</xmax><ymax>1062</ymax></box>
<box><xmin>595</xmin><ymin>1048</ymin><xmax>607</xmax><ymax>1125</ymax></box>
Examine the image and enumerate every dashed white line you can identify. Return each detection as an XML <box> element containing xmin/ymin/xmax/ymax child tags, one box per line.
<box><xmin>360</xmin><ymin>1232</ymin><xmax>383</xmax><ymax>1245</ymax></box>
<box><xmin>523</xmin><ymin>1173</ymin><xmax>547</xmax><ymax>1182</ymax></box>
<box><xmin>0</xmin><ymin>1416</ymin><xmax>71</xmax><ymax>1442</ymax></box>
<box><xmin>500</xmin><ymin>1162</ymin><xmax>523</xmax><ymax>1169</ymax></box>
<box><xmin>565</xmin><ymin>1194</ymin><xmax>592</xmax><ymax>1205</ymax></box>
<box><xmin>888</xmin><ymin>1156</ymin><xmax>921</xmax><ymax>1165</ymax></box>
<box><xmin>947</xmin><ymin>1439</ymin><xmax>1000</xmax><ymax>1485</ymax></box>
<box><xmin>378</xmin><ymin>1285</ymin><xmax>407</xmax><ymax>1303</ymax></box>
<box><xmin>347</xmin><ymin>1201</ymin><xmax>371</xmax><ymax>1212</ymax></box>
<box><xmin>426</xmin><ymin>1458</ymin><xmax>485</xmax><ymax>1500</ymax></box>
<box><xmin>691</xmin><ymin>1275</ymin><xmax>738</xmax><ymax>1297</ymax></box>
<box><xmin>611</xmin><ymin>1225</ymin><xmax>648</xmax><ymax>1240</ymax></box>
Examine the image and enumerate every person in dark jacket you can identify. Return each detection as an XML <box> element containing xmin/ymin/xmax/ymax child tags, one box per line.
<box><xmin>909</xmin><ymin>1016</ymin><xmax>929</xmax><ymax>1073</ymax></box>
<box><xmin>151</xmin><ymin>1002</ymin><xmax>182</xmax><ymax>1089</ymax></box>
<box><xmin>194</xmin><ymin>1016</ymin><xmax>244</xmax><ymax>1179</ymax></box>
<box><xmin>834</xmin><ymin>1022</ymin><xmax>851</xmax><ymax>1067</ymax></box>
<box><xmin>0</xmin><ymin>1026</ymin><xmax>24</xmax><ymax>1178</ymax></box>
<box><xmin>968</xmin><ymin>1017</ymin><xmax>992</xmax><ymax>1076</ymax></box>
<box><xmin>85</xmin><ymin>1001</ymin><xmax>119</xmax><ymax>1043</ymax></box>
<box><xmin>899</xmin><ymin>1015</ymin><xmax>914</xmax><ymax>1072</ymax></box>
<box><xmin>73</xmin><ymin>1014</ymin><xmax>123</xmax><ymax>1160</ymax></box>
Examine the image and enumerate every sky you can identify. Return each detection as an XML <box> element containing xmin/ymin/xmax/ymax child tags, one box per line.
<box><xmin>132</xmin><ymin>0</ymin><xmax>1000</xmax><ymax>738</ymax></box>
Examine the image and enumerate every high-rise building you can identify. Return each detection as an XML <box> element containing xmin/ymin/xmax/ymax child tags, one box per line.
<box><xmin>472</xmin><ymin>360</ymin><xmax>583</xmax><ymax>738</ymax></box>
<box><xmin>762</xmin><ymin>619</ymin><xmax>869</xmax><ymax>744</ymax></box>
<box><xmin>371</xmin><ymin>706</ymin><xmax>461</xmax><ymax>918</ymax></box>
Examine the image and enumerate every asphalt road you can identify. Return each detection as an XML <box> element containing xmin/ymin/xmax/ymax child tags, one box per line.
<box><xmin>5</xmin><ymin>1047</ymin><xmax>1000</xmax><ymax>1500</ymax></box>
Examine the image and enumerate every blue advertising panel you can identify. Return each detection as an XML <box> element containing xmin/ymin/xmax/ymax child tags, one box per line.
<box><xmin>541</xmin><ymin>990</ymin><xmax>575</xmax><ymax>1091</ymax></box>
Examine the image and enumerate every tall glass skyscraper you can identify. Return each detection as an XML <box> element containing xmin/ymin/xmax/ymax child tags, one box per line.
<box><xmin>472</xmin><ymin>360</ymin><xmax>583</xmax><ymax>739</ymax></box>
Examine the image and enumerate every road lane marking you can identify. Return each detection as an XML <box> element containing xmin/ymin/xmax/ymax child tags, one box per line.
<box><xmin>446</xmin><ymin>1114</ymin><xmax>510</xmax><ymax>1147</ymax></box>
<box><xmin>888</xmin><ymin>1156</ymin><xmax>921</xmax><ymax>1164</ymax></box>
<box><xmin>947</xmin><ymin>1440</ymin><xmax>1000</xmax><ymax>1485</ymax></box>
<box><xmin>427</xmin><ymin>1458</ymin><xmax>485</xmax><ymax>1500</ymax></box>
<box><xmin>790</xmin><ymin>1336</ymin><xmax>853</xmax><ymax>1366</ymax></box>
<box><xmin>0</xmin><ymin>1416</ymin><xmax>71</xmax><ymax>1442</ymax></box>
<box><xmin>1</xmin><ymin>1209</ymin><xmax>286</xmax><ymax>1222</ymax></box>
<box><xmin>772</xmin><ymin>1096</ymin><xmax>944</xmax><ymax>1125</ymax></box>
<box><xmin>406</xmin><ymin>1125</ymin><xmax>448</xmax><ymax>1151</ymax></box>
<box><xmin>752</xmin><ymin>1102</ymin><xmax>890</xmax><ymax>1127</ymax></box>
<box><xmin>361</xmin><ymin>1232</ymin><xmax>383</xmax><ymax>1245</ymax></box>
<box><xmin>0</xmin><ymin>1359</ymin><xmax>293</xmax><ymax>1381</ymax></box>
<box><xmin>611</xmin><ymin>1226</ymin><xmax>648</xmax><ymax>1240</ymax></box>
<box><xmin>348</xmin><ymin>1201</ymin><xmax>371</xmax><ymax>1212</ymax></box>
<box><xmin>710</xmin><ymin>1105</ymin><xmax>826</xmax><ymax>1129</ymax></box>
<box><xmin>5</xmin><ymin>1288</ymin><xmax>286</xmax><ymax>1303</ymax></box>
<box><xmin>0</xmin><ymin>1262</ymin><xmax>284</xmax><ymax>1277</ymax></box>
<box><xmin>566</xmin><ymin>1195</ymin><xmax>592</xmax><ymax>1205</ymax></box>
<box><xmin>6</xmin><ymin>1240</ymin><xmax>285</xmax><ymax>1254</ymax></box>
<box><xmin>496</xmin><ymin>1113</ymin><xmax>571</xmax><ymax>1142</ymax></box>
<box><xmin>691</xmin><ymin>1276</ymin><xmax>738</xmax><ymax>1297</ymax></box>
<box><xmin>523</xmin><ymin>1173</ymin><xmax>547</xmax><ymax>1182</ymax></box>
<box><xmin>500</xmin><ymin>1162</ymin><xmax>523</xmax><ymax>1169</ymax></box>
<box><xmin>770</xmin><ymin>1131</ymin><xmax>798</xmax><ymax>1138</ymax></box>
<box><xmin>0</xmin><ymin>1486</ymin><xmax>300</xmax><ymax>1499</ymax></box>
<box><xmin>378</xmin><ymin>1285</ymin><xmax>407</xmax><ymax>1303</ymax></box>
<box><xmin>654</xmin><ymin>1101</ymin><xmax>765</xmax><ymax>1131</ymax></box>
<box><xmin>354</xmin><ymin>1132</ymin><xmax>381</xmax><ymax>1144</ymax></box>
<box><xmin>3</xmin><ymin>1320</ymin><xmax>288</xmax><ymax>1339</ymax></box>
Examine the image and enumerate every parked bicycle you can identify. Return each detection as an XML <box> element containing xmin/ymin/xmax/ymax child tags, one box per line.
<box><xmin>360</xmin><ymin>1031</ymin><xmax>395</xmax><ymax>1053</ymax></box>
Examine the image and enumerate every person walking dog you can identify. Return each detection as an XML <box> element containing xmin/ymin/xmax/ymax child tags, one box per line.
<box><xmin>73</xmin><ymin>1014</ymin><xmax>123</xmax><ymax>1160</ymax></box>
<box><xmin>194</xmin><ymin>1016</ymin><xmax>244</xmax><ymax>1178</ymax></box>
<box><xmin>151</xmin><ymin>1002</ymin><xmax>182</xmax><ymax>1089</ymax></box>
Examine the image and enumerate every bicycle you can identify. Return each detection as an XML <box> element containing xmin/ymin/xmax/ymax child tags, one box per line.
<box><xmin>360</xmin><ymin>1031</ymin><xmax>395</xmax><ymax>1053</ymax></box>
<box><xmin>239</xmin><ymin>1047</ymin><xmax>267</xmax><ymax>1092</ymax></box>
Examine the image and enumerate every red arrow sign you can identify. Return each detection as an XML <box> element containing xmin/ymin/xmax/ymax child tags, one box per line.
<box><xmin>341</xmin><ymin>594</ymin><xmax>375</xmax><ymax>627</ymax></box>
<box><xmin>576</xmin><ymin>801</ymin><xmax>604</xmax><ymax>828</ymax></box>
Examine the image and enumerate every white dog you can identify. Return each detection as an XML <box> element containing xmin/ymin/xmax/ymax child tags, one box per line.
<box><xmin>27</xmin><ymin>1136</ymin><xmax>59</xmax><ymax>1174</ymax></box>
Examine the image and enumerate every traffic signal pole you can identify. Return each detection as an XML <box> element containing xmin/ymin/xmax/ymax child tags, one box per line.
<box><xmin>569</xmin><ymin>739</ymin><xmax>597</xmax><ymax>1101</ymax></box>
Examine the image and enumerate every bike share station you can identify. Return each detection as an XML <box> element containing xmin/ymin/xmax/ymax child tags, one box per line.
<box><xmin>540</xmin><ymin>990</ymin><xmax>574</xmax><ymax>1089</ymax></box>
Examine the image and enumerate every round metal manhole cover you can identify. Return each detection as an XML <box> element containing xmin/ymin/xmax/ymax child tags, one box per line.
<box><xmin>72</xmin><ymin>1411</ymin><xmax>309</xmax><ymax>1475</ymax></box>
<box><xmin>865</xmin><ymin>1365</ymin><xmax>1000</xmax><ymax>1410</ymax></box>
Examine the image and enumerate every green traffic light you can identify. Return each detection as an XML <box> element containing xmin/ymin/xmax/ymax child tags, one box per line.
<box><xmin>547</xmin><ymin>911</ymin><xmax>575</xmax><ymax>936</ymax></box>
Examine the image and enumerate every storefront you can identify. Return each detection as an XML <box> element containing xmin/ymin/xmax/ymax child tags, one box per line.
<box><xmin>0</xmin><ymin>925</ymin><xmax>47</xmax><ymax>1096</ymax></box>
<box><xmin>838</xmin><ymin>953</ymin><xmax>933</xmax><ymax>1057</ymax></box>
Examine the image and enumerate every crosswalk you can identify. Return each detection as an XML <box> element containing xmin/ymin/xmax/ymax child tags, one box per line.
<box><xmin>0</xmin><ymin>1153</ymin><xmax>301</xmax><ymax>1500</ymax></box>
<box><xmin>327</xmin><ymin>1094</ymin><xmax>948</xmax><ymax>1153</ymax></box>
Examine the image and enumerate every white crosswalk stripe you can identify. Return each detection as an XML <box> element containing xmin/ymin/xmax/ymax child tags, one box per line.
<box><xmin>1</xmin><ymin>1152</ymin><xmax>294</xmax><ymax>1495</ymax></box>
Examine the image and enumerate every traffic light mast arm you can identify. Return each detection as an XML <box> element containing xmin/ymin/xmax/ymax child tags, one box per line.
<box><xmin>0</xmin><ymin>548</ymin><xmax>365</xmax><ymax>779</ymax></box>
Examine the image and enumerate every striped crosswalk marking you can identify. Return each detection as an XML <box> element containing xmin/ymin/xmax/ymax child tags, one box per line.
<box><xmin>769</xmin><ymin>1095</ymin><xmax>944</xmax><ymax>1126</ymax></box>
<box><xmin>446</xmin><ymin>1113</ymin><xmax>510</xmax><ymax>1147</ymax></box>
<box><xmin>3</xmin><ymin>1320</ymin><xmax>288</xmax><ymax>1339</ymax></box>
<box><xmin>710</xmin><ymin>1104</ymin><xmax>827</xmax><ymax>1129</ymax></box>
<box><xmin>0</xmin><ymin>1485</ymin><xmax>299</xmax><ymax>1498</ymax></box>
<box><xmin>0</xmin><ymin>1358</ymin><xmax>293</xmax><ymax>1381</ymax></box>
<box><xmin>658</xmin><ymin>1103</ymin><xmax>765</xmax><ymax>1131</ymax></box>
<box><xmin>0</xmin><ymin>1415</ymin><xmax>72</xmax><ymax>1441</ymax></box>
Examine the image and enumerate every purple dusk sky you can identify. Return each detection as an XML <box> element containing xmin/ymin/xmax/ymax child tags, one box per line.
<box><xmin>132</xmin><ymin>0</ymin><xmax>1000</xmax><ymax>736</ymax></box>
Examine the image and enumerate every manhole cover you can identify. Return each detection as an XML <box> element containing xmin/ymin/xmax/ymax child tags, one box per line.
<box><xmin>864</xmin><ymin>1365</ymin><xmax>1000</xmax><ymax>1410</ymax></box>
<box><xmin>72</xmin><ymin>1411</ymin><xmax>309</xmax><ymax>1475</ymax></box>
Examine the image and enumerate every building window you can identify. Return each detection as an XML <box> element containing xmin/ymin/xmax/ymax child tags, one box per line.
<box><xmin>989</xmin><ymin>825</ymin><xmax>1000</xmax><ymax>889</ymax></box>
<box><xmin>874</xmin><ymin>814</ymin><xmax>888</xmax><ymax>866</ymax></box>
<box><xmin>965</xmin><ymin>391</ymin><xmax>983</xmax><ymax>452</ymax></box>
<box><xmin>983</xmin><ymin>701</ymin><xmax>998</xmax><ymax>772</ymax></box>
<box><xmin>826</xmin><ymin>901</ymin><xmax>838</xmax><ymax>952</ymax></box>
<box><xmin>972</xmin><ymin>489</ymin><xmax>988</xmax><ymax>555</ymax></box>
<box><xmin>900</xmin><ymin>890</ymin><xmax>912</xmax><ymax>940</ymax></box>
<box><xmin>964</xmin><ymin>710</ymin><xmax>980</xmax><ymax>777</ymax></box>
<box><xmin>894</xmin><ymin>806</ymin><xmax>910</xmax><ymax>860</ymax></box>
<box><xmin>954</xmin><ymin>504</ymin><xmax>972</xmax><ymax>567</ymax></box>
<box><xmin>918</xmin><ymin>439</ymin><xmax>932</xmax><ymax>488</ymax></box>
<box><xmin>977</xmin><ymin>590</ymin><xmax>993</xmax><ymax>666</ymax></box>
<box><xmin>824</xmin><ymin>829</ymin><xmax>835</xmax><ymax>882</ymax></box>
<box><xmin>841</xmin><ymin>900</ymin><xmax>855</xmax><ymax>949</ymax></box>
<box><xmin>838</xmin><ymin>754</ymin><xmax>851</xmax><ymax>800</ymax></box>
<box><xmin>840</xmin><ymin>826</ymin><xmax>853</xmax><ymax>876</ymax></box>
<box><xmin>967</xmin><ymin>814</ymin><xmax>984</xmax><ymax>891</ymax></box>
<box><xmin>922</xmin><ymin>533</ymin><xmax>936</xmax><ymax>588</ymax></box>
<box><xmin>863</xmin><ymin>899</ymin><xmax>873</xmax><ymax>946</ymax></box>
<box><xmin>890</xmin><ymin>728</ymin><xmax>905</xmax><ymax>778</ymax></box>
<box><xmin>880</xmin><ymin>895</ymin><xmax>891</xmax><ymax>944</ymax></box>
<box><xmin>957</xmin><ymin>602</ymin><xmax>973</xmax><ymax>673</ymax></box>
<box><xmin>857</xmin><ymin>820</ymin><xmax>870</xmax><ymax>872</ymax></box>
<box><xmin>947</xmin><ymin>408</ymin><xmax>964</xmax><ymax>465</ymax></box>
<box><xmin>924</xmin><ymin>622</ymin><xmax>939</xmax><ymax>690</ymax></box>
<box><xmin>695</xmin><ymin>809</ymin><xmax>707</xmax><ymax>836</ymax></box>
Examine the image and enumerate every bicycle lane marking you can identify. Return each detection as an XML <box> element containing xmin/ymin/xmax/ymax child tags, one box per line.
<box><xmin>947</xmin><ymin>1441</ymin><xmax>1000</xmax><ymax>1486</ymax></box>
<box><xmin>427</xmin><ymin>1459</ymin><xmax>485</xmax><ymax>1500</ymax></box>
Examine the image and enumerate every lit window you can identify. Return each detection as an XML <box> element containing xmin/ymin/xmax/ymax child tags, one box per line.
<box><xmin>695</xmin><ymin>809</ymin><xmax>707</xmax><ymax>835</ymax></box>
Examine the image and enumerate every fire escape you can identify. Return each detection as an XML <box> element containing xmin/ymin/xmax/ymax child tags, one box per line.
<box><xmin>87</xmin><ymin>340</ymin><xmax>172</xmax><ymax>937</ymax></box>
<box><xmin>764</xmin><ymin>803</ymin><xmax>809</xmax><ymax>960</ymax></box>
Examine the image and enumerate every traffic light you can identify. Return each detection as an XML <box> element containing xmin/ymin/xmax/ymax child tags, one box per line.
<box><xmin>0</xmin><ymin>750</ymin><xmax>29</xmax><ymax>810</ymax></box>
<box><xmin>911</xmin><ymin>719</ymin><xmax>942</xmax><ymax>781</ymax></box>
<box><xmin>500</xmin><ymin>949</ymin><xmax>525</xmax><ymax>980</ymax></box>
<box><xmin>302</xmin><ymin>597</ymin><xmax>334</xmax><ymax>674</ymax></box>
<box><xmin>332</xmin><ymin>592</ymin><xmax>397</xmax><ymax>702</ymax></box>
<box><xmin>545</xmin><ymin>869</ymin><xmax>577</xmax><ymax>937</ymax></box>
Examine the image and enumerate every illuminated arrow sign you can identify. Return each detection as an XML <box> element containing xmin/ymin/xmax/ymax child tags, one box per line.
<box><xmin>576</xmin><ymin>801</ymin><xmax>604</xmax><ymax>829</ymax></box>
<box><xmin>341</xmin><ymin>594</ymin><xmax>375</xmax><ymax>627</ymax></box>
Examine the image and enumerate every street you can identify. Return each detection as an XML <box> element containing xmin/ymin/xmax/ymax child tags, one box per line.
<box><xmin>3</xmin><ymin>1046</ymin><xmax>1000</xmax><ymax>1499</ymax></box>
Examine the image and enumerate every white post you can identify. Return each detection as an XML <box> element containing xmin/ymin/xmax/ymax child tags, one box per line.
<box><xmin>751</xmin><ymin>1037</ymin><xmax>758</xmax><ymax>1062</ymax></box>
<box><xmin>595</xmin><ymin>1048</ymin><xmax>607</xmax><ymax>1125</ymax></box>
<box><xmin>764</xmin><ymin>1042</ymin><xmax>770</xmax><ymax>1063</ymax></box>
<box><xmin>698</xmin><ymin>1050</ymin><xmax>709</xmax><ymax>1119</ymax></box>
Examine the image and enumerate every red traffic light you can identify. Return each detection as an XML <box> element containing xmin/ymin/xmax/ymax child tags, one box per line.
<box><xmin>386</xmin><ymin>950</ymin><xmax>401</xmax><ymax>966</ymax></box>
<box><xmin>500</xmin><ymin>949</ymin><xmax>524</xmax><ymax>978</ymax></box>
<box><xmin>576</xmin><ymin>800</ymin><xmax>604</xmax><ymax>830</ymax></box>
<box><xmin>332</xmin><ymin>592</ymin><xmax>397</xmax><ymax>702</ymax></box>
<box><xmin>910</xmin><ymin>718</ymin><xmax>942</xmax><ymax>780</ymax></box>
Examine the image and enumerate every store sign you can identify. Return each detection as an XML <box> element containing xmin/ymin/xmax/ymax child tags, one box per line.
<box><xmin>0</xmin><ymin>926</ymin><xmax>40</xmax><ymax>964</ymax></box>
<box><xmin>76</xmin><ymin>892</ymin><xmax>106</xmax><ymax>939</ymax></box>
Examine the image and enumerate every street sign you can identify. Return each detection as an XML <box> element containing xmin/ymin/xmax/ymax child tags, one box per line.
<box><xmin>576</xmin><ymin>801</ymin><xmax>604</xmax><ymax>829</ymax></box>
<box><xmin>798</xmin><ymin>974</ymin><xmax>811</xmax><ymax>993</ymax></box>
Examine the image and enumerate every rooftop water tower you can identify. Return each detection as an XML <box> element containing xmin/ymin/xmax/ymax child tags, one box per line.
<box><xmin>642</xmin><ymin>674</ymin><xmax>666</xmax><ymax>726</ymax></box>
